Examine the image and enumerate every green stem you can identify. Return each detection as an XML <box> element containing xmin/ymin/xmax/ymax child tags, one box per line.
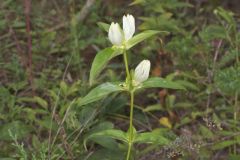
<box><xmin>233</xmin><ymin>91</ymin><xmax>238</xmax><ymax>154</ymax></box>
<box><xmin>123</xmin><ymin>50</ymin><xmax>130</xmax><ymax>81</ymax></box>
<box><xmin>123</xmin><ymin>49</ymin><xmax>134</xmax><ymax>160</ymax></box>
<box><xmin>126</xmin><ymin>91</ymin><xmax>134</xmax><ymax>160</ymax></box>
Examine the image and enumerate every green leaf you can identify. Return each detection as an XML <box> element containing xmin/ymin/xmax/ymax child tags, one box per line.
<box><xmin>174</xmin><ymin>117</ymin><xmax>191</xmax><ymax>128</ymax></box>
<box><xmin>126</xmin><ymin>30</ymin><xmax>167</xmax><ymax>49</ymax></box>
<box><xmin>88</xmin><ymin>148</ymin><xmax>123</xmax><ymax>160</ymax></box>
<box><xmin>89</xmin><ymin>48</ymin><xmax>123</xmax><ymax>85</ymax></box>
<box><xmin>141</xmin><ymin>77</ymin><xmax>185</xmax><ymax>90</ymax></box>
<box><xmin>0</xmin><ymin>121</ymin><xmax>32</xmax><ymax>140</ymax></box>
<box><xmin>36</xmin><ymin>116</ymin><xmax>58</xmax><ymax>130</ymax></box>
<box><xmin>86</xmin><ymin>122</ymin><xmax>119</xmax><ymax>150</ymax></box>
<box><xmin>60</xmin><ymin>81</ymin><xmax>68</xmax><ymax>95</ymax></box>
<box><xmin>134</xmin><ymin>130</ymin><xmax>170</xmax><ymax>145</ymax></box>
<box><xmin>17</xmin><ymin>96</ymin><xmax>48</xmax><ymax>109</ymax></box>
<box><xmin>32</xmin><ymin>135</ymin><xmax>41</xmax><ymax>150</ymax></box>
<box><xmin>84</xmin><ymin>129</ymin><xmax>128</xmax><ymax>149</ymax></box>
<box><xmin>126</xmin><ymin>127</ymin><xmax>137</xmax><ymax>142</ymax></box>
<box><xmin>88</xmin><ymin>129</ymin><xmax>127</xmax><ymax>142</ymax></box>
<box><xmin>175</xmin><ymin>80</ymin><xmax>199</xmax><ymax>91</ymax></box>
<box><xmin>215</xmin><ymin>65</ymin><xmax>240</xmax><ymax>95</ymax></box>
<box><xmin>97</xmin><ymin>22</ymin><xmax>110</xmax><ymax>32</ymax></box>
<box><xmin>89</xmin><ymin>121</ymin><xmax>114</xmax><ymax>134</ymax></box>
<box><xmin>143</xmin><ymin>104</ymin><xmax>163</xmax><ymax>112</ymax></box>
<box><xmin>212</xmin><ymin>140</ymin><xmax>237</xmax><ymax>150</ymax></box>
<box><xmin>214</xmin><ymin>7</ymin><xmax>235</xmax><ymax>26</ymax></box>
<box><xmin>199</xmin><ymin>25</ymin><xmax>227</xmax><ymax>42</ymax></box>
<box><xmin>229</xmin><ymin>154</ymin><xmax>240</xmax><ymax>160</ymax></box>
<box><xmin>77</xmin><ymin>82</ymin><xmax>124</xmax><ymax>107</ymax></box>
<box><xmin>130</xmin><ymin>0</ymin><xmax>146</xmax><ymax>6</ymax></box>
<box><xmin>33</xmin><ymin>96</ymin><xmax>48</xmax><ymax>109</ymax></box>
<box><xmin>199</xmin><ymin>125</ymin><xmax>214</xmax><ymax>139</ymax></box>
<box><xmin>89</xmin><ymin>136</ymin><xmax>119</xmax><ymax>151</ymax></box>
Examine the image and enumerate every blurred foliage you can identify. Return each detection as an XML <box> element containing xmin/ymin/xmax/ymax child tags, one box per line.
<box><xmin>0</xmin><ymin>0</ymin><xmax>240</xmax><ymax>159</ymax></box>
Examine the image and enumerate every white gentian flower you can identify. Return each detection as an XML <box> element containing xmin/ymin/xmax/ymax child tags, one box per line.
<box><xmin>123</xmin><ymin>14</ymin><xmax>135</xmax><ymax>41</ymax></box>
<box><xmin>108</xmin><ymin>22</ymin><xmax>123</xmax><ymax>46</ymax></box>
<box><xmin>108</xmin><ymin>14</ymin><xmax>135</xmax><ymax>46</ymax></box>
<box><xmin>134</xmin><ymin>60</ymin><xmax>151</xmax><ymax>83</ymax></box>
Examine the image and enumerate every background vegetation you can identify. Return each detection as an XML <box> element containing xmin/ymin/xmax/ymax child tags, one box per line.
<box><xmin>0</xmin><ymin>0</ymin><xmax>240</xmax><ymax>159</ymax></box>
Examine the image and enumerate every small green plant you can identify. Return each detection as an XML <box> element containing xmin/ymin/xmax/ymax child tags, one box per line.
<box><xmin>78</xmin><ymin>14</ymin><xmax>184</xmax><ymax>160</ymax></box>
<box><xmin>9</xmin><ymin>130</ymin><xmax>28</xmax><ymax>160</ymax></box>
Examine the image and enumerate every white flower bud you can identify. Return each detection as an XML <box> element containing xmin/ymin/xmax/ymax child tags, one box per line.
<box><xmin>123</xmin><ymin>14</ymin><xmax>135</xmax><ymax>41</ymax></box>
<box><xmin>108</xmin><ymin>22</ymin><xmax>123</xmax><ymax>46</ymax></box>
<box><xmin>134</xmin><ymin>60</ymin><xmax>151</xmax><ymax>83</ymax></box>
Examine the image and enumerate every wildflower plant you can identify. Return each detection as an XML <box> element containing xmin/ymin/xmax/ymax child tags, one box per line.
<box><xmin>78</xmin><ymin>14</ymin><xmax>185</xmax><ymax>159</ymax></box>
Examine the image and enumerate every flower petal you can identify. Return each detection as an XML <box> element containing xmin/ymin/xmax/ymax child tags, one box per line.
<box><xmin>134</xmin><ymin>60</ymin><xmax>151</xmax><ymax>83</ymax></box>
<box><xmin>123</xmin><ymin>14</ymin><xmax>135</xmax><ymax>41</ymax></box>
<box><xmin>108</xmin><ymin>22</ymin><xmax>123</xmax><ymax>46</ymax></box>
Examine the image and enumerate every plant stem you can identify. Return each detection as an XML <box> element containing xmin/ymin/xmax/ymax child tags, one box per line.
<box><xmin>233</xmin><ymin>30</ymin><xmax>239</xmax><ymax>154</ymax></box>
<box><xmin>24</xmin><ymin>0</ymin><xmax>34</xmax><ymax>94</ymax></box>
<box><xmin>233</xmin><ymin>91</ymin><xmax>238</xmax><ymax>154</ymax></box>
<box><xmin>126</xmin><ymin>91</ymin><xmax>134</xmax><ymax>160</ymax></box>
<box><xmin>123</xmin><ymin>50</ymin><xmax>130</xmax><ymax>81</ymax></box>
<box><xmin>123</xmin><ymin>49</ymin><xmax>134</xmax><ymax>160</ymax></box>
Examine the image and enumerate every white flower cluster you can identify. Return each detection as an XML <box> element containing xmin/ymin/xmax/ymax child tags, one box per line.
<box><xmin>108</xmin><ymin>14</ymin><xmax>151</xmax><ymax>84</ymax></box>
<box><xmin>108</xmin><ymin>14</ymin><xmax>135</xmax><ymax>46</ymax></box>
